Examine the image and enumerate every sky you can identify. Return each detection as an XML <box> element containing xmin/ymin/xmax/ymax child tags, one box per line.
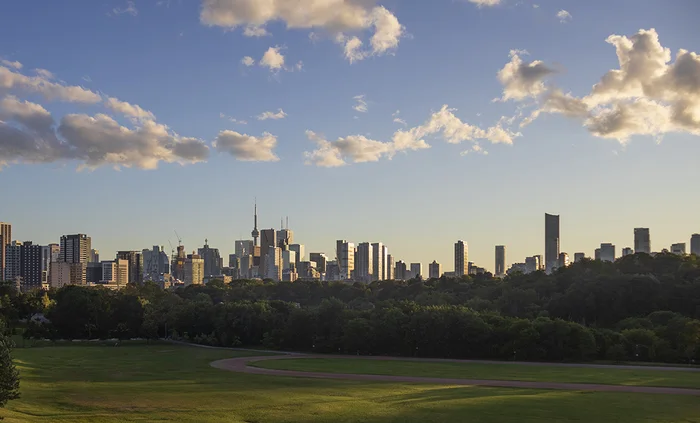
<box><xmin>1</xmin><ymin>0</ymin><xmax>699</xmax><ymax>273</ymax></box>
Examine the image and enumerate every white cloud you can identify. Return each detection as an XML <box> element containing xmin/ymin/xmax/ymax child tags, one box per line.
<box><xmin>460</xmin><ymin>144</ymin><xmax>488</xmax><ymax>156</ymax></box>
<box><xmin>260</xmin><ymin>46</ymin><xmax>285</xmax><ymax>71</ymax></box>
<box><xmin>34</xmin><ymin>69</ymin><xmax>54</xmax><ymax>80</ymax></box>
<box><xmin>0</xmin><ymin>65</ymin><xmax>101</xmax><ymax>103</ymax></box>
<box><xmin>105</xmin><ymin>97</ymin><xmax>156</xmax><ymax>121</ymax></box>
<box><xmin>241</xmin><ymin>56</ymin><xmax>255</xmax><ymax>67</ymax></box>
<box><xmin>199</xmin><ymin>0</ymin><xmax>404</xmax><ymax>62</ymax></box>
<box><xmin>0</xmin><ymin>60</ymin><xmax>22</xmax><ymax>70</ymax></box>
<box><xmin>468</xmin><ymin>0</ymin><xmax>502</xmax><ymax>7</ymax></box>
<box><xmin>304</xmin><ymin>104</ymin><xmax>515</xmax><ymax>167</ymax></box>
<box><xmin>497</xmin><ymin>50</ymin><xmax>556</xmax><ymax>101</ymax></box>
<box><xmin>342</xmin><ymin>36</ymin><xmax>365</xmax><ymax>63</ymax></box>
<box><xmin>256</xmin><ymin>109</ymin><xmax>287</xmax><ymax>120</ymax></box>
<box><xmin>353</xmin><ymin>95</ymin><xmax>368</xmax><ymax>113</ymax></box>
<box><xmin>219</xmin><ymin>113</ymin><xmax>247</xmax><ymax>125</ymax></box>
<box><xmin>214</xmin><ymin>130</ymin><xmax>279</xmax><ymax>161</ymax></box>
<box><xmin>510</xmin><ymin>28</ymin><xmax>700</xmax><ymax>143</ymax></box>
<box><xmin>112</xmin><ymin>1</ymin><xmax>138</xmax><ymax>16</ymax></box>
<box><xmin>0</xmin><ymin>96</ymin><xmax>209</xmax><ymax>170</ymax></box>
<box><xmin>557</xmin><ymin>10</ymin><xmax>572</xmax><ymax>23</ymax></box>
<box><xmin>243</xmin><ymin>25</ymin><xmax>269</xmax><ymax>37</ymax></box>
<box><xmin>393</xmin><ymin>117</ymin><xmax>407</xmax><ymax>125</ymax></box>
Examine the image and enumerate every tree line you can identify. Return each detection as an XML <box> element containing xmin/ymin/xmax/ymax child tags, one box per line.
<box><xmin>1</xmin><ymin>253</ymin><xmax>700</xmax><ymax>365</ymax></box>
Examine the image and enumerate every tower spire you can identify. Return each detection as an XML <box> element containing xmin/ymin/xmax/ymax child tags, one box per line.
<box><xmin>251</xmin><ymin>198</ymin><xmax>260</xmax><ymax>247</ymax></box>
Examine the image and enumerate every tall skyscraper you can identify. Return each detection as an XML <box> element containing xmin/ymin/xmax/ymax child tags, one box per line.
<box><xmin>386</xmin><ymin>254</ymin><xmax>394</xmax><ymax>280</ymax></box>
<box><xmin>4</xmin><ymin>241</ymin><xmax>21</xmax><ymax>282</ymax></box>
<box><xmin>410</xmin><ymin>263</ymin><xmax>423</xmax><ymax>279</ymax></box>
<box><xmin>670</xmin><ymin>243</ymin><xmax>686</xmax><ymax>255</ymax></box>
<box><xmin>59</xmin><ymin>234</ymin><xmax>92</xmax><ymax>285</ymax></box>
<box><xmin>309</xmin><ymin>253</ymin><xmax>328</xmax><ymax>274</ymax></box>
<box><xmin>371</xmin><ymin>242</ymin><xmax>386</xmax><ymax>281</ymax></box>
<box><xmin>235</xmin><ymin>240</ymin><xmax>254</xmax><ymax>259</ymax></box>
<box><xmin>355</xmin><ymin>243</ymin><xmax>374</xmax><ymax>282</ymax></box>
<box><xmin>289</xmin><ymin>244</ymin><xmax>304</xmax><ymax>267</ymax></box>
<box><xmin>336</xmin><ymin>240</ymin><xmax>355</xmax><ymax>280</ymax></box>
<box><xmin>634</xmin><ymin>228</ymin><xmax>651</xmax><ymax>254</ymax></box>
<box><xmin>429</xmin><ymin>260</ymin><xmax>442</xmax><ymax>279</ymax></box>
<box><xmin>545</xmin><ymin>213</ymin><xmax>560</xmax><ymax>273</ymax></box>
<box><xmin>198</xmin><ymin>239</ymin><xmax>222</xmax><ymax>277</ymax></box>
<box><xmin>143</xmin><ymin>246</ymin><xmax>170</xmax><ymax>281</ymax></box>
<box><xmin>116</xmin><ymin>251</ymin><xmax>143</xmax><ymax>285</ymax></box>
<box><xmin>184</xmin><ymin>253</ymin><xmax>204</xmax><ymax>285</ymax></box>
<box><xmin>265</xmin><ymin>246</ymin><xmax>282</xmax><ymax>281</ymax></box>
<box><xmin>259</xmin><ymin>229</ymin><xmax>277</xmax><ymax>279</ymax></box>
<box><xmin>0</xmin><ymin>222</ymin><xmax>11</xmax><ymax>281</ymax></box>
<box><xmin>599</xmin><ymin>243</ymin><xmax>616</xmax><ymax>262</ymax></box>
<box><xmin>277</xmin><ymin>222</ymin><xmax>294</xmax><ymax>249</ymax></box>
<box><xmin>251</xmin><ymin>201</ymin><xmax>260</xmax><ymax>247</ymax></box>
<box><xmin>691</xmin><ymin>234</ymin><xmax>700</xmax><ymax>256</ymax></box>
<box><xmin>282</xmin><ymin>249</ymin><xmax>296</xmax><ymax>271</ymax></box>
<box><xmin>454</xmin><ymin>240</ymin><xmax>468</xmax><ymax>277</ymax></box>
<box><xmin>90</xmin><ymin>249</ymin><xmax>100</xmax><ymax>263</ymax></box>
<box><xmin>557</xmin><ymin>252</ymin><xmax>569</xmax><ymax>269</ymax></box>
<box><xmin>394</xmin><ymin>260</ymin><xmax>407</xmax><ymax>280</ymax></box>
<box><xmin>495</xmin><ymin>245</ymin><xmax>506</xmax><ymax>276</ymax></box>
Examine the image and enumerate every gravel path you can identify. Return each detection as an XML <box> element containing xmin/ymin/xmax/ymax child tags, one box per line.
<box><xmin>210</xmin><ymin>354</ymin><xmax>700</xmax><ymax>396</ymax></box>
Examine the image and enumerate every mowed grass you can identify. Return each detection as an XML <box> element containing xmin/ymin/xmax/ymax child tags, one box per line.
<box><xmin>1</xmin><ymin>345</ymin><xmax>698</xmax><ymax>423</ymax></box>
<box><xmin>254</xmin><ymin>357</ymin><xmax>700</xmax><ymax>389</ymax></box>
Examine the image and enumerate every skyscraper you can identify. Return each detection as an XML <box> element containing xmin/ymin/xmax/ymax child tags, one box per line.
<box><xmin>184</xmin><ymin>253</ymin><xmax>204</xmax><ymax>286</ymax></box>
<box><xmin>259</xmin><ymin>229</ymin><xmax>276</xmax><ymax>279</ymax></box>
<box><xmin>59</xmin><ymin>234</ymin><xmax>92</xmax><ymax>285</ymax></box>
<box><xmin>355</xmin><ymin>243</ymin><xmax>374</xmax><ymax>282</ymax></box>
<box><xmin>265</xmin><ymin>246</ymin><xmax>282</xmax><ymax>281</ymax></box>
<box><xmin>90</xmin><ymin>249</ymin><xmax>100</xmax><ymax>263</ymax></box>
<box><xmin>495</xmin><ymin>245</ymin><xmax>506</xmax><ymax>276</ymax></box>
<box><xmin>116</xmin><ymin>251</ymin><xmax>143</xmax><ymax>285</ymax></box>
<box><xmin>394</xmin><ymin>260</ymin><xmax>407</xmax><ymax>280</ymax></box>
<box><xmin>670</xmin><ymin>243</ymin><xmax>686</xmax><ymax>255</ymax></box>
<box><xmin>4</xmin><ymin>241</ymin><xmax>21</xmax><ymax>282</ymax></box>
<box><xmin>235</xmin><ymin>240</ymin><xmax>254</xmax><ymax>259</ymax></box>
<box><xmin>336</xmin><ymin>240</ymin><xmax>354</xmax><ymax>280</ymax></box>
<box><xmin>599</xmin><ymin>243</ymin><xmax>616</xmax><ymax>262</ymax></box>
<box><xmin>371</xmin><ymin>242</ymin><xmax>385</xmax><ymax>281</ymax></box>
<box><xmin>198</xmin><ymin>239</ymin><xmax>222</xmax><ymax>277</ymax></box>
<box><xmin>289</xmin><ymin>244</ymin><xmax>304</xmax><ymax>267</ymax></box>
<box><xmin>574</xmin><ymin>252</ymin><xmax>586</xmax><ymax>262</ymax></box>
<box><xmin>0</xmin><ymin>222</ymin><xmax>10</xmax><ymax>281</ymax></box>
<box><xmin>386</xmin><ymin>254</ymin><xmax>394</xmax><ymax>280</ymax></box>
<box><xmin>557</xmin><ymin>252</ymin><xmax>569</xmax><ymax>269</ymax></box>
<box><xmin>454</xmin><ymin>240</ymin><xmax>468</xmax><ymax>277</ymax></box>
<box><xmin>429</xmin><ymin>260</ymin><xmax>441</xmax><ymax>279</ymax></box>
<box><xmin>634</xmin><ymin>228</ymin><xmax>651</xmax><ymax>254</ymax></box>
<box><xmin>622</xmin><ymin>247</ymin><xmax>634</xmax><ymax>257</ymax></box>
<box><xmin>309</xmin><ymin>253</ymin><xmax>328</xmax><ymax>274</ymax></box>
<box><xmin>410</xmin><ymin>263</ymin><xmax>423</xmax><ymax>279</ymax></box>
<box><xmin>691</xmin><ymin>234</ymin><xmax>700</xmax><ymax>256</ymax></box>
<box><xmin>545</xmin><ymin>213</ymin><xmax>560</xmax><ymax>273</ymax></box>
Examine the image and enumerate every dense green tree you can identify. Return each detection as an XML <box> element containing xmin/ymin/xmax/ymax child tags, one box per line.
<box><xmin>0</xmin><ymin>319</ymin><xmax>20</xmax><ymax>410</ymax></box>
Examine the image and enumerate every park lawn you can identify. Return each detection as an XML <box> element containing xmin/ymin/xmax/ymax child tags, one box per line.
<box><xmin>253</xmin><ymin>357</ymin><xmax>700</xmax><ymax>389</ymax></box>
<box><xmin>0</xmin><ymin>345</ymin><xmax>698</xmax><ymax>423</ymax></box>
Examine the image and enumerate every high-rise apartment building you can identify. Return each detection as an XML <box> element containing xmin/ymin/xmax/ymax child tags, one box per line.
<box><xmin>410</xmin><ymin>263</ymin><xmax>423</xmax><ymax>279</ymax></box>
<box><xmin>429</xmin><ymin>260</ymin><xmax>441</xmax><ymax>279</ymax></box>
<box><xmin>574</xmin><ymin>252</ymin><xmax>585</xmax><ymax>262</ymax></box>
<box><xmin>691</xmin><ymin>234</ymin><xmax>700</xmax><ymax>256</ymax></box>
<box><xmin>622</xmin><ymin>247</ymin><xmax>634</xmax><ymax>257</ymax></box>
<box><xmin>545</xmin><ymin>213</ymin><xmax>560</xmax><ymax>273</ymax></box>
<box><xmin>670</xmin><ymin>243</ymin><xmax>686</xmax><ymax>255</ymax></box>
<box><xmin>386</xmin><ymin>254</ymin><xmax>394</xmax><ymax>280</ymax></box>
<box><xmin>495</xmin><ymin>245</ymin><xmax>506</xmax><ymax>276</ymax></box>
<box><xmin>355</xmin><ymin>243</ymin><xmax>374</xmax><ymax>282</ymax></box>
<box><xmin>454</xmin><ymin>240</ymin><xmax>468</xmax><ymax>277</ymax></box>
<box><xmin>259</xmin><ymin>229</ymin><xmax>277</xmax><ymax>279</ymax></box>
<box><xmin>0</xmin><ymin>222</ymin><xmax>11</xmax><ymax>281</ymax></box>
<box><xmin>198</xmin><ymin>240</ymin><xmax>222</xmax><ymax>277</ymax></box>
<box><xmin>4</xmin><ymin>241</ymin><xmax>21</xmax><ymax>282</ymax></box>
<box><xmin>184</xmin><ymin>253</ymin><xmax>204</xmax><ymax>285</ymax></box>
<box><xmin>371</xmin><ymin>242</ymin><xmax>385</xmax><ymax>281</ymax></box>
<box><xmin>116</xmin><ymin>251</ymin><xmax>143</xmax><ymax>285</ymax></box>
<box><xmin>634</xmin><ymin>228</ymin><xmax>651</xmax><ymax>254</ymax></box>
<box><xmin>336</xmin><ymin>240</ymin><xmax>355</xmax><ymax>280</ymax></box>
<box><xmin>394</xmin><ymin>260</ymin><xmax>407</xmax><ymax>280</ymax></box>
<box><xmin>599</xmin><ymin>243</ymin><xmax>616</xmax><ymax>262</ymax></box>
<box><xmin>309</xmin><ymin>253</ymin><xmax>328</xmax><ymax>274</ymax></box>
<box><xmin>59</xmin><ymin>234</ymin><xmax>91</xmax><ymax>285</ymax></box>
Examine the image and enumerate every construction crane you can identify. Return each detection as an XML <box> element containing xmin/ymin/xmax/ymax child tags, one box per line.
<box><xmin>174</xmin><ymin>230</ymin><xmax>182</xmax><ymax>247</ymax></box>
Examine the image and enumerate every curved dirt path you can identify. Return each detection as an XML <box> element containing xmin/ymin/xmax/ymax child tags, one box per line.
<box><xmin>211</xmin><ymin>354</ymin><xmax>700</xmax><ymax>396</ymax></box>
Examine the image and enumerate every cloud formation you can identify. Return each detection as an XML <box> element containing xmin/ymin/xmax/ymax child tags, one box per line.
<box><xmin>200</xmin><ymin>0</ymin><xmax>403</xmax><ymax>62</ymax></box>
<box><xmin>256</xmin><ymin>109</ymin><xmax>287</xmax><ymax>120</ymax></box>
<box><xmin>112</xmin><ymin>1</ymin><xmax>138</xmax><ymax>16</ymax></box>
<box><xmin>497</xmin><ymin>50</ymin><xmax>556</xmax><ymax>101</ymax></box>
<box><xmin>243</xmin><ymin>25</ymin><xmax>269</xmax><ymax>37</ymax></box>
<box><xmin>0</xmin><ymin>96</ymin><xmax>209</xmax><ymax>170</ymax></box>
<box><xmin>507</xmin><ymin>28</ymin><xmax>700</xmax><ymax>143</ymax></box>
<box><xmin>214</xmin><ymin>130</ymin><xmax>279</xmax><ymax>161</ymax></box>
<box><xmin>0</xmin><ymin>65</ymin><xmax>101</xmax><ymax>103</ymax></box>
<box><xmin>105</xmin><ymin>97</ymin><xmax>156</xmax><ymax>121</ymax></box>
<box><xmin>241</xmin><ymin>56</ymin><xmax>255</xmax><ymax>67</ymax></box>
<box><xmin>557</xmin><ymin>10</ymin><xmax>572</xmax><ymax>23</ymax></box>
<box><xmin>467</xmin><ymin>0</ymin><xmax>501</xmax><ymax>7</ymax></box>
<box><xmin>304</xmin><ymin>105</ymin><xmax>518</xmax><ymax>167</ymax></box>
<box><xmin>1</xmin><ymin>60</ymin><xmax>22</xmax><ymax>70</ymax></box>
<box><xmin>260</xmin><ymin>46</ymin><xmax>286</xmax><ymax>71</ymax></box>
<box><xmin>353</xmin><ymin>95</ymin><xmax>368</xmax><ymax>113</ymax></box>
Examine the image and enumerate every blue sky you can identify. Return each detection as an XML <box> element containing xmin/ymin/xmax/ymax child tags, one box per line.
<box><xmin>1</xmin><ymin>0</ymin><xmax>699</xmax><ymax>272</ymax></box>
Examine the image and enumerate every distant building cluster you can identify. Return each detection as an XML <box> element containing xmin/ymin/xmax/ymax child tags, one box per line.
<box><xmin>2</xmin><ymin>211</ymin><xmax>700</xmax><ymax>291</ymax></box>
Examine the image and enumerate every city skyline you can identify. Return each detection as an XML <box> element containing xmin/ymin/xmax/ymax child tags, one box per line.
<box><xmin>1</xmin><ymin>2</ymin><xmax>699</xmax><ymax>272</ymax></box>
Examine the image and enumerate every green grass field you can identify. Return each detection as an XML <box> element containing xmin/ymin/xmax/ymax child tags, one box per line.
<box><xmin>254</xmin><ymin>357</ymin><xmax>700</xmax><ymax>389</ymax></box>
<box><xmin>3</xmin><ymin>345</ymin><xmax>700</xmax><ymax>422</ymax></box>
